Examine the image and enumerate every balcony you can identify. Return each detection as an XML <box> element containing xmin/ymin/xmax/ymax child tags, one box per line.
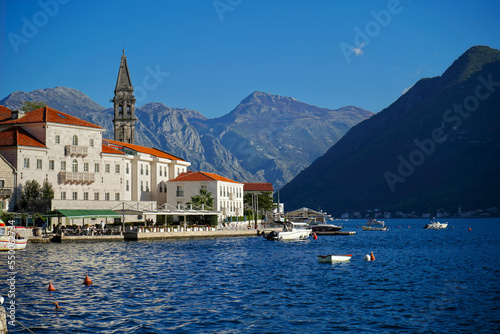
<box><xmin>59</xmin><ymin>172</ymin><xmax>95</xmax><ymax>184</ymax></box>
<box><xmin>0</xmin><ymin>188</ymin><xmax>13</xmax><ymax>198</ymax></box>
<box><xmin>65</xmin><ymin>145</ymin><xmax>88</xmax><ymax>157</ymax></box>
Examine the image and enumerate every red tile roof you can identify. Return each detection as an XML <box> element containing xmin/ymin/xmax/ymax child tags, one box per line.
<box><xmin>101</xmin><ymin>144</ymin><xmax>125</xmax><ymax>155</ymax></box>
<box><xmin>169</xmin><ymin>171</ymin><xmax>241</xmax><ymax>184</ymax></box>
<box><xmin>0</xmin><ymin>127</ymin><xmax>46</xmax><ymax>148</ymax></box>
<box><xmin>243</xmin><ymin>183</ymin><xmax>274</xmax><ymax>192</ymax></box>
<box><xmin>104</xmin><ymin>139</ymin><xmax>184</xmax><ymax>161</ymax></box>
<box><xmin>0</xmin><ymin>106</ymin><xmax>102</xmax><ymax>129</ymax></box>
<box><xmin>0</xmin><ymin>106</ymin><xmax>11</xmax><ymax>122</ymax></box>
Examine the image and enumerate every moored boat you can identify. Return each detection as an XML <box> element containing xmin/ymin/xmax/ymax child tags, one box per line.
<box><xmin>262</xmin><ymin>222</ymin><xmax>311</xmax><ymax>241</ymax></box>
<box><xmin>362</xmin><ymin>219</ymin><xmax>389</xmax><ymax>231</ymax></box>
<box><xmin>306</xmin><ymin>217</ymin><xmax>342</xmax><ymax>232</ymax></box>
<box><xmin>318</xmin><ymin>254</ymin><xmax>352</xmax><ymax>263</ymax></box>
<box><xmin>0</xmin><ymin>222</ymin><xmax>28</xmax><ymax>251</ymax></box>
<box><xmin>423</xmin><ymin>218</ymin><xmax>448</xmax><ymax>229</ymax></box>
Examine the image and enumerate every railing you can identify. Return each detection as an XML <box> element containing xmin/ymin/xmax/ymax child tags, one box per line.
<box><xmin>65</xmin><ymin>145</ymin><xmax>88</xmax><ymax>157</ymax></box>
<box><xmin>59</xmin><ymin>172</ymin><xmax>95</xmax><ymax>184</ymax></box>
<box><xmin>0</xmin><ymin>188</ymin><xmax>13</xmax><ymax>197</ymax></box>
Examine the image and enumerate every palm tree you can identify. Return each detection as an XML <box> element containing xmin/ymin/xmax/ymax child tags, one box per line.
<box><xmin>188</xmin><ymin>189</ymin><xmax>214</xmax><ymax>210</ymax></box>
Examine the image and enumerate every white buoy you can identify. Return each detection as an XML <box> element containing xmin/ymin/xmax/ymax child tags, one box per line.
<box><xmin>363</xmin><ymin>254</ymin><xmax>371</xmax><ymax>261</ymax></box>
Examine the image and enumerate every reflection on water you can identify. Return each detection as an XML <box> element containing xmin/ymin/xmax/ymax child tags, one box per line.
<box><xmin>1</xmin><ymin>218</ymin><xmax>499</xmax><ymax>333</ymax></box>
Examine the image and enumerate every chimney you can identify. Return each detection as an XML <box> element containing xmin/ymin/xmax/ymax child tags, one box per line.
<box><xmin>11</xmin><ymin>109</ymin><xmax>25</xmax><ymax>120</ymax></box>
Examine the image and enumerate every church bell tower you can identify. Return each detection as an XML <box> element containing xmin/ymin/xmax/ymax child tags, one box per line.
<box><xmin>112</xmin><ymin>50</ymin><xmax>137</xmax><ymax>144</ymax></box>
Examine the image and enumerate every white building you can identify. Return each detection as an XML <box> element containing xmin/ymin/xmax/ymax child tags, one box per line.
<box><xmin>167</xmin><ymin>171</ymin><xmax>244</xmax><ymax>220</ymax></box>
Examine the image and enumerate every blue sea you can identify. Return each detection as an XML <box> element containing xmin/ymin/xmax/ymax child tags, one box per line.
<box><xmin>1</xmin><ymin>218</ymin><xmax>499</xmax><ymax>333</ymax></box>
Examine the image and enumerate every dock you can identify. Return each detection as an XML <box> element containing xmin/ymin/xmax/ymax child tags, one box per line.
<box><xmin>314</xmin><ymin>231</ymin><xmax>356</xmax><ymax>236</ymax></box>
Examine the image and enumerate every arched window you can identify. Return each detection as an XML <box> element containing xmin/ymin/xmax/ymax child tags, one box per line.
<box><xmin>72</xmin><ymin>160</ymin><xmax>78</xmax><ymax>173</ymax></box>
<box><xmin>118</xmin><ymin>105</ymin><xmax>123</xmax><ymax>116</ymax></box>
<box><xmin>72</xmin><ymin>135</ymin><xmax>78</xmax><ymax>146</ymax></box>
<box><xmin>127</xmin><ymin>105</ymin><xmax>131</xmax><ymax>115</ymax></box>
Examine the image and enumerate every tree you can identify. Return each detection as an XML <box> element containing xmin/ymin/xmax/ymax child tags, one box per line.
<box><xmin>187</xmin><ymin>189</ymin><xmax>217</xmax><ymax>226</ymax></box>
<box><xmin>187</xmin><ymin>188</ymin><xmax>214</xmax><ymax>210</ymax></box>
<box><xmin>244</xmin><ymin>191</ymin><xmax>276</xmax><ymax>222</ymax></box>
<box><xmin>20</xmin><ymin>101</ymin><xmax>47</xmax><ymax>112</ymax></box>
<box><xmin>41</xmin><ymin>179</ymin><xmax>54</xmax><ymax>199</ymax></box>
<box><xmin>19</xmin><ymin>180</ymin><xmax>42</xmax><ymax>209</ymax></box>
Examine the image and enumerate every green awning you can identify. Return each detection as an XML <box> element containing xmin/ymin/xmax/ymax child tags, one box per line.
<box><xmin>44</xmin><ymin>209</ymin><xmax>121</xmax><ymax>220</ymax></box>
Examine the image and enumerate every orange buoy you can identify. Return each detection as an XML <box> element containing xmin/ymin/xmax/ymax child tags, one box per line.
<box><xmin>468</xmin><ymin>227</ymin><xmax>471</xmax><ymax>231</ymax></box>
<box><xmin>48</xmin><ymin>282</ymin><xmax>56</xmax><ymax>291</ymax></box>
<box><xmin>313</xmin><ymin>232</ymin><xmax>318</xmax><ymax>240</ymax></box>
<box><xmin>399</xmin><ymin>226</ymin><xmax>401</xmax><ymax>228</ymax></box>
<box><xmin>408</xmin><ymin>226</ymin><xmax>410</xmax><ymax>229</ymax></box>
<box><xmin>83</xmin><ymin>274</ymin><xmax>93</xmax><ymax>286</ymax></box>
<box><xmin>370</xmin><ymin>252</ymin><xmax>375</xmax><ymax>261</ymax></box>
<box><xmin>53</xmin><ymin>301</ymin><xmax>61</xmax><ymax>309</ymax></box>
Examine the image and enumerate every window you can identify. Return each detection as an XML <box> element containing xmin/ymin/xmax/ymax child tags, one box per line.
<box><xmin>72</xmin><ymin>192</ymin><xmax>78</xmax><ymax>200</ymax></box>
<box><xmin>160</xmin><ymin>167</ymin><xmax>162</xmax><ymax>176</ymax></box>
<box><xmin>94</xmin><ymin>193</ymin><xmax>99</xmax><ymax>200</ymax></box>
<box><xmin>105</xmin><ymin>164</ymin><xmax>110</xmax><ymax>173</ymax></box>
<box><xmin>49</xmin><ymin>160</ymin><xmax>55</xmax><ymax>170</ymax></box>
<box><xmin>55</xmin><ymin>135</ymin><xmax>60</xmax><ymax>144</ymax></box>
<box><xmin>126</xmin><ymin>180</ymin><xmax>129</xmax><ymax>191</ymax></box>
<box><xmin>37</xmin><ymin>159</ymin><xmax>42</xmax><ymax>170</ymax></box>
<box><xmin>24</xmin><ymin>158</ymin><xmax>29</xmax><ymax>169</ymax></box>
<box><xmin>84</xmin><ymin>162</ymin><xmax>89</xmax><ymax>172</ymax></box>
<box><xmin>146</xmin><ymin>166</ymin><xmax>149</xmax><ymax>176</ymax></box>
<box><xmin>0</xmin><ymin>180</ymin><xmax>4</xmax><ymax>188</ymax></box>
<box><xmin>115</xmin><ymin>193</ymin><xmax>120</xmax><ymax>201</ymax></box>
<box><xmin>126</xmin><ymin>163</ymin><xmax>129</xmax><ymax>174</ymax></box>
<box><xmin>105</xmin><ymin>193</ymin><xmax>110</xmax><ymax>201</ymax></box>
<box><xmin>61</xmin><ymin>161</ymin><xmax>66</xmax><ymax>171</ymax></box>
<box><xmin>115</xmin><ymin>165</ymin><xmax>120</xmax><ymax>174</ymax></box>
<box><xmin>72</xmin><ymin>160</ymin><xmax>78</xmax><ymax>173</ymax></box>
<box><xmin>159</xmin><ymin>184</ymin><xmax>162</xmax><ymax>193</ymax></box>
<box><xmin>84</xmin><ymin>192</ymin><xmax>89</xmax><ymax>200</ymax></box>
<box><xmin>61</xmin><ymin>192</ymin><xmax>66</xmax><ymax>200</ymax></box>
<box><xmin>141</xmin><ymin>181</ymin><xmax>144</xmax><ymax>192</ymax></box>
<box><xmin>95</xmin><ymin>163</ymin><xmax>100</xmax><ymax>173</ymax></box>
<box><xmin>146</xmin><ymin>181</ymin><xmax>149</xmax><ymax>192</ymax></box>
<box><xmin>90</xmin><ymin>139</ymin><xmax>94</xmax><ymax>147</ymax></box>
<box><xmin>72</xmin><ymin>135</ymin><xmax>78</xmax><ymax>146</ymax></box>
<box><xmin>201</xmin><ymin>185</ymin><xmax>207</xmax><ymax>191</ymax></box>
<box><xmin>176</xmin><ymin>185</ymin><xmax>184</xmax><ymax>197</ymax></box>
<box><xmin>140</xmin><ymin>165</ymin><xmax>144</xmax><ymax>175</ymax></box>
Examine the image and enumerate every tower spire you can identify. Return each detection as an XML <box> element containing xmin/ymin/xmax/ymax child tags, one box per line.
<box><xmin>112</xmin><ymin>51</ymin><xmax>137</xmax><ymax>144</ymax></box>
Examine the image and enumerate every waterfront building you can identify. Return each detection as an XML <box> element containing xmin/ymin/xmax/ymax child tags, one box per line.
<box><xmin>0</xmin><ymin>106</ymin><xmax>190</xmax><ymax>224</ymax></box>
<box><xmin>243</xmin><ymin>182</ymin><xmax>273</xmax><ymax>194</ymax></box>
<box><xmin>167</xmin><ymin>171</ymin><xmax>244</xmax><ymax>220</ymax></box>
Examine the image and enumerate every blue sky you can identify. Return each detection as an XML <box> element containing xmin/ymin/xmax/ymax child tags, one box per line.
<box><xmin>1</xmin><ymin>0</ymin><xmax>500</xmax><ymax>118</ymax></box>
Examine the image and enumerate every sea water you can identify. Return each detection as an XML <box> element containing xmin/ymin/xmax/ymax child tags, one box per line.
<box><xmin>1</xmin><ymin>218</ymin><xmax>499</xmax><ymax>333</ymax></box>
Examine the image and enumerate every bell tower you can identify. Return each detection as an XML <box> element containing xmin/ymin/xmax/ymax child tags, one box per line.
<box><xmin>112</xmin><ymin>50</ymin><xmax>137</xmax><ymax>144</ymax></box>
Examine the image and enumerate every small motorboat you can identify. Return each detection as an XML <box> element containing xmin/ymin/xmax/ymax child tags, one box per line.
<box><xmin>362</xmin><ymin>219</ymin><xmax>388</xmax><ymax>231</ymax></box>
<box><xmin>0</xmin><ymin>222</ymin><xmax>28</xmax><ymax>251</ymax></box>
<box><xmin>318</xmin><ymin>254</ymin><xmax>352</xmax><ymax>263</ymax></box>
<box><xmin>306</xmin><ymin>217</ymin><xmax>342</xmax><ymax>232</ymax></box>
<box><xmin>424</xmin><ymin>218</ymin><xmax>448</xmax><ymax>229</ymax></box>
<box><xmin>262</xmin><ymin>222</ymin><xmax>310</xmax><ymax>241</ymax></box>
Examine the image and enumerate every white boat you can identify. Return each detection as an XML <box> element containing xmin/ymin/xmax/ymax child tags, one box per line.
<box><xmin>362</xmin><ymin>219</ymin><xmax>389</xmax><ymax>231</ymax></box>
<box><xmin>318</xmin><ymin>254</ymin><xmax>352</xmax><ymax>263</ymax></box>
<box><xmin>263</xmin><ymin>222</ymin><xmax>311</xmax><ymax>241</ymax></box>
<box><xmin>423</xmin><ymin>219</ymin><xmax>448</xmax><ymax>229</ymax></box>
<box><xmin>0</xmin><ymin>224</ymin><xmax>28</xmax><ymax>251</ymax></box>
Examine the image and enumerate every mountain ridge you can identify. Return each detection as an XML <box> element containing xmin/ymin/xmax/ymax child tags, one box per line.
<box><xmin>279</xmin><ymin>45</ymin><xmax>500</xmax><ymax>215</ymax></box>
<box><xmin>0</xmin><ymin>88</ymin><xmax>372</xmax><ymax>188</ymax></box>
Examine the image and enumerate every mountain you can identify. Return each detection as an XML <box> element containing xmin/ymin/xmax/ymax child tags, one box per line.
<box><xmin>0</xmin><ymin>89</ymin><xmax>372</xmax><ymax>188</ymax></box>
<box><xmin>279</xmin><ymin>45</ymin><xmax>500</xmax><ymax>215</ymax></box>
<box><xmin>196</xmin><ymin>91</ymin><xmax>372</xmax><ymax>188</ymax></box>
